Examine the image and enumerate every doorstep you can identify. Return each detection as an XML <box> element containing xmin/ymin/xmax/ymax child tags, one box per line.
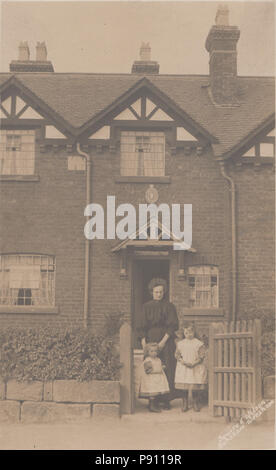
<box><xmin>121</xmin><ymin>399</ymin><xmax>226</xmax><ymax>424</ymax></box>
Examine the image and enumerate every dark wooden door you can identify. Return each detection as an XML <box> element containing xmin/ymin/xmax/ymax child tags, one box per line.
<box><xmin>132</xmin><ymin>259</ymin><xmax>170</xmax><ymax>349</ymax></box>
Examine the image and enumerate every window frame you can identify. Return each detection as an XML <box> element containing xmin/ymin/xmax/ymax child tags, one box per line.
<box><xmin>0</xmin><ymin>128</ymin><xmax>39</xmax><ymax>181</ymax></box>
<box><xmin>0</xmin><ymin>253</ymin><xmax>58</xmax><ymax>314</ymax></box>
<box><xmin>188</xmin><ymin>265</ymin><xmax>219</xmax><ymax>309</ymax></box>
<box><xmin>119</xmin><ymin>130</ymin><xmax>165</xmax><ymax>178</ymax></box>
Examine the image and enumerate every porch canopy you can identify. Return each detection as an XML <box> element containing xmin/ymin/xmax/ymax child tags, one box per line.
<box><xmin>111</xmin><ymin>218</ymin><xmax>196</xmax><ymax>253</ymax></box>
<box><xmin>111</xmin><ymin>218</ymin><xmax>196</xmax><ymax>278</ymax></box>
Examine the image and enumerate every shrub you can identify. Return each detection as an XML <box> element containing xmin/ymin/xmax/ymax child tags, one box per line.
<box><xmin>0</xmin><ymin>327</ymin><xmax>121</xmax><ymax>382</ymax></box>
<box><xmin>239</xmin><ymin>308</ymin><xmax>275</xmax><ymax>378</ymax></box>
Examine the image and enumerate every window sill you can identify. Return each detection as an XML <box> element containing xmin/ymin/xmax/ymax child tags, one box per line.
<box><xmin>0</xmin><ymin>306</ymin><xmax>59</xmax><ymax>314</ymax></box>
<box><xmin>181</xmin><ymin>308</ymin><xmax>224</xmax><ymax>316</ymax></box>
<box><xmin>0</xmin><ymin>175</ymin><xmax>40</xmax><ymax>182</ymax></box>
<box><xmin>115</xmin><ymin>176</ymin><xmax>171</xmax><ymax>184</ymax></box>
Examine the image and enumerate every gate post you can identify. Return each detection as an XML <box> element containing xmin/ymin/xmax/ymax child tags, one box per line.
<box><xmin>209</xmin><ymin>322</ymin><xmax>223</xmax><ymax>417</ymax></box>
<box><xmin>252</xmin><ymin>318</ymin><xmax>262</xmax><ymax>405</ymax></box>
<box><xmin>208</xmin><ymin>323</ymin><xmax>215</xmax><ymax>416</ymax></box>
<box><xmin>120</xmin><ymin>321</ymin><xmax>134</xmax><ymax>414</ymax></box>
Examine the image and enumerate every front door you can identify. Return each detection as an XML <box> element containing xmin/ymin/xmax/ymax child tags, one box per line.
<box><xmin>132</xmin><ymin>258</ymin><xmax>170</xmax><ymax>411</ymax></box>
<box><xmin>132</xmin><ymin>258</ymin><xmax>170</xmax><ymax>349</ymax></box>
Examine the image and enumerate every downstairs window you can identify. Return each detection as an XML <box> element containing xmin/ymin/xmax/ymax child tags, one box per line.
<box><xmin>188</xmin><ymin>265</ymin><xmax>218</xmax><ymax>308</ymax></box>
<box><xmin>0</xmin><ymin>254</ymin><xmax>55</xmax><ymax>306</ymax></box>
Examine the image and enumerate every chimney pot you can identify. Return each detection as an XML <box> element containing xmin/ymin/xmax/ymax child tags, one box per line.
<box><xmin>215</xmin><ymin>4</ymin><xmax>229</xmax><ymax>26</ymax></box>
<box><xmin>18</xmin><ymin>41</ymin><xmax>30</xmax><ymax>61</ymax></box>
<box><xmin>36</xmin><ymin>41</ymin><xmax>47</xmax><ymax>61</ymax></box>
<box><xmin>140</xmin><ymin>42</ymin><xmax>151</xmax><ymax>61</ymax></box>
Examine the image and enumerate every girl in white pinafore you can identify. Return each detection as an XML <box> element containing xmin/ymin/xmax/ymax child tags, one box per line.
<box><xmin>175</xmin><ymin>323</ymin><xmax>207</xmax><ymax>412</ymax></box>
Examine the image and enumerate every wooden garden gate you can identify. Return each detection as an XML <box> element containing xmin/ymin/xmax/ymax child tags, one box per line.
<box><xmin>209</xmin><ymin>319</ymin><xmax>262</xmax><ymax>419</ymax></box>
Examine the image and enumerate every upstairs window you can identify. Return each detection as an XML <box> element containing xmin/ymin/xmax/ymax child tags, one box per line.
<box><xmin>188</xmin><ymin>265</ymin><xmax>218</xmax><ymax>308</ymax></box>
<box><xmin>120</xmin><ymin>131</ymin><xmax>165</xmax><ymax>177</ymax></box>
<box><xmin>0</xmin><ymin>130</ymin><xmax>35</xmax><ymax>175</ymax></box>
<box><xmin>0</xmin><ymin>254</ymin><xmax>55</xmax><ymax>306</ymax></box>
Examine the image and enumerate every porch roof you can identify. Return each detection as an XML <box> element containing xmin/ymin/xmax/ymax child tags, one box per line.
<box><xmin>111</xmin><ymin>217</ymin><xmax>196</xmax><ymax>253</ymax></box>
<box><xmin>111</xmin><ymin>239</ymin><xmax>196</xmax><ymax>252</ymax></box>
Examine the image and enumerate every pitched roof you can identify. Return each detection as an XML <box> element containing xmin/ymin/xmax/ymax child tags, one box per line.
<box><xmin>0</xmin><ymin>72</ymin><xmax>274</xmax><ymax>157</ymax></box>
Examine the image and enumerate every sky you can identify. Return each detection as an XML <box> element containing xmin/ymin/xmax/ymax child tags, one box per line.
<box><xmin>0</xmin><ymin>0</ymin><xmax>275</xmax><ymax>76</ymax></box>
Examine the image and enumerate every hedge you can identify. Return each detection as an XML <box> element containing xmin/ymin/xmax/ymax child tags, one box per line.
<box><xmin>0</xmin><ymin>310</ymin><xmax>273</xmax><ymax>383</ymax></box>
<box><xmin>0</xmin><ymin>327</ymin><xmax>121</xmax><ymax>382</ymax></box>
<box><xmin>240</xmin><ymin>308</ymin><xmax>275</xmax><ymax>378</ymax></box>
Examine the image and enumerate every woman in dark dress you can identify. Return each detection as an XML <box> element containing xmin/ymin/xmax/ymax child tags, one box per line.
<box><xmin>138</xmin><ymin>278</ymin><xmax>179</xmax><ymax>411</ymax></box>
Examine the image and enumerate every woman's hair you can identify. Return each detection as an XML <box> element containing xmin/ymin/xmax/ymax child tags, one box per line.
<box><xmin>144</xmin><ymin>342</ymin><xmax>159</xmax><ymax>357</ymax></box>
<box><xmin>148</xmin><ymin>278</ymin><xmax>167</xmax><ymax>296</ymax></box>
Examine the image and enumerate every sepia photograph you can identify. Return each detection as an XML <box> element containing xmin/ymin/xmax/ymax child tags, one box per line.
<box><xmin>0</xmin><ymin>0</ymin><xmax>275</xmax><ymax>453</ymax></box>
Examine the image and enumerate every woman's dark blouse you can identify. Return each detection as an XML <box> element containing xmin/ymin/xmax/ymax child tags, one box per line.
<box><xmin>138</xmin><ymin>299</ymin><xmax>179</xmax><ymax>396</ymax></box>
<box><xmin>138</xmin><ymin>299</ymin><xmax>179</xmax><ymax>343</ymax></box>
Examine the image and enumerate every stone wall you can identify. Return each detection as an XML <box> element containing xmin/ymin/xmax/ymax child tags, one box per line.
<box><xmin>0</xmin><ymin>378</ymin><xmax>120</xmax><ymax>423</ymax></box>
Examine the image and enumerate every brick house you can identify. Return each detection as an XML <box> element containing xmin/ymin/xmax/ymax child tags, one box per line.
<box><xmin>0</xmin><ymin>6</ymin><xmax>274</xmax><ymax>347</ymax></box>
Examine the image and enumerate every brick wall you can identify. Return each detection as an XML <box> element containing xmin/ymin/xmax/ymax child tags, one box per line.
<box><xmin>0</xmin><ymin>146</ymin><xmax>86</xmax><ymax>328</ymax></box>
<box><xmin>86</xmin><ymin>139</ymin><xmax>232</xmax><ymax>331</ymax></box>
<box><xmin>0</xmin><ymin>132</ymin><xmax>274</xmax><ymax>331</ymax></box>
<box><xmin>229</xmin><ymin>163</ymin><xmax>275</xmax><ymax>316</ymax></box>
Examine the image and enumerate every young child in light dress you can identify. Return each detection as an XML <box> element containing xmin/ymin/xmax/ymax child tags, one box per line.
<box><xmin>138</xmin><ymin>343</ymin><xmax>170</xmax><ymax>413</ymax></box>
<box><xmin>175</xmin><ymin>323</ymin><xmax>207</xmax><ymax>412</ymax></box>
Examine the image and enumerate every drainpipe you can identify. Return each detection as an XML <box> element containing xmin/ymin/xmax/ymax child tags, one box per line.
<box><xmin>76</xmin><ymin>143</ymin><xmax>92</xmax><ymax>329</ymax></box>
<box><xmin>219</xmin><ymin>160</ymin><xmax>237</xmax><ymax>321</ymax></box>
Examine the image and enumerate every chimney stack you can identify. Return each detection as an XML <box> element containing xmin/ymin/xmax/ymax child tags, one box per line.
<box><xmin>10</xmin><ymin>41</ymin><xmax>54</xmax><ymax>72</ymax></box>
<box><xmin>205</xmin><ymin>5</ymin><xmax>240</xmax><ymax>105</ymax></box>
<box><xmin>131</xmin><ymin>42</ymin><xmax>159</xmax><ymax>74</ymax></box>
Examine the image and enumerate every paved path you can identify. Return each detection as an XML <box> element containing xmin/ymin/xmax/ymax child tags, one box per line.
<box><xmin>0</xmin><ymin>420</ymin><xmax>274</xmax><ymax>450</ymax></box>
<box><xmin>124</xmin><ymin>399</ymin><xmax>226</xmax><ymax>424</ymax></box>
<box><xmin>0</xmin><ymin>401</ymin><xmax>274</xmax><ymax>451</ymax></box>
